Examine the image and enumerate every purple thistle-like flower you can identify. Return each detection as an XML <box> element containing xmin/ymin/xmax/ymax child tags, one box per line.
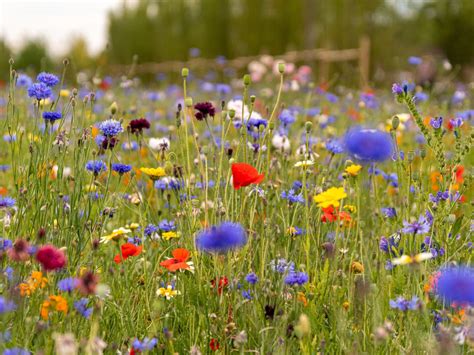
<box><xmin>99</xmin><ymin>119</ymin><xmax>123</xmax><ymax>137</ymax></box>
<box><xmin>196</xmin><ymin>222</ymin><xmax>247</xmax><ymax>253</ymax></box>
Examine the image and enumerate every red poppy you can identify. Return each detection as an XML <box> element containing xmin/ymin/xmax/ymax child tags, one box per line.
<box><xmin>321</xmin><ymin>206</ymin><xmax>352</xmax><ymax>224</ymax></box>
<box><xmin>210</xmin><ymin>276</ymin><xmax>229</xmax><ymax>294</ymax></box>
<box><xmin>455</xmin><ymin>165</ymin><xmax>464</xmax><ymax>183</ymax></box>
<box><xmin>231</xmin><ymin>163</ymin><xmax>264</xmax><ymax>190</ymax></box>
<box><xmin>209</xmin><ymin>338</ymin><xmax>220</xmax><ymax>351</ymax></box>
<box><xmin>114</xmin><ymin>243</ymin><xmax>143</xmax><ymax>264</ymax></box>
<box><xmin>160</xmin><ymin>248</ymin><xmax>191</xmax><ymax>272</ymax></box>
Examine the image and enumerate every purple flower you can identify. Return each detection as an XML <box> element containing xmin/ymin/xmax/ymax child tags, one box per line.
<box><xmin>158</xmin><ymin>219</ymin><xmax>175</xmax><ymax>232</ymax></box>
<box><xmin>408</xmin><ymin>56</ymin><xmax>422</xmax><ymax>65</ymax></box>
<box><xmin>57</xmin><ymin>277</ymin><xmax>78</xmax><ymax>292</ymax></box>
<box><xmin>132</xmin><ymin>338</ymin><xmax>158</xmax><ymax>352</ymax></box>
<box><xmin>0</xmin><ymin>197</ymin><xmax>15</xmax><ymax>209</ymax></box>
<box><xmin>391</xmin><ymin>83</ymin><xmax>403</xmax><ymax>95</ymax></box>
<box><xmin>402</xmin><ymin>215</ymin><xmax>430</xmax><ymax>235</ymax></box>
<box><xmin>0</xmin><ymin>296</ymin><xmax>16</xmax><ymax>314</ymax></box>
<box><xmin>281</xmin><ymin>189</ymin><xmax>305</xmax><ymax>204</ymax></box>
<box><xmin>245</xmin><ymin>272</ymin><xmax>258</xmax><ymax>285</ymax></box>
<box><xmin>430</xmin><ymin>117</ymin><xmax>443</xmax><ymax>129</ymax></box>
<box><xmin>389</xmin><ymin>296</ymin><xmax>419</xmax><ymax>311</ymax></box>
<box><xmin>284</xmin><ymin>271</ymin><xmax>309</xmax><ymax>286</ymax></box>
<box><xmin>436</xmin><ymin>266</ymin><xmax>474</xmax><ymax>305</ymax></box>
<box><xmin>325</xmin><ymin>139</ymin><xmax>344</xmax><ymax>154</ymax></box>
<box><xmin>99</xmin><ymin>119</ymin><xmax>123</xmax><ymax>137</ymax></box>
<box><xmin>85</xmin><ymin>160</ymin><xmax>107</xmax><ymax>176</ymax></box>
<box><xmin>449</xmin><ymin>117</ymin><xmax>464</xmax><ymax>128</ymax></box>
<box><xmin>42</xmin><ymin>111</ymin><xmax>62</xmax><ymax>122</ymax></box>
<box><xmin>37</xmin><ymin>72</ymin><xmax>59</xmax><ymax>87</ymax></box>
<box><xmin>279</xmin><ymin>109</ymin><xmax>296</xmax><ymax>125</ymax></box>
<box><xmin>27</xmin><ymin>82</ymin><xmax>52</xmax><ymax>100</ymax></box>
<box><xmin>74</xmin><ymin>298</ymin><xmax>93</xmax><ymax>318</ymax></box>
<box><xmin>111</xmin><ymin>163</ymin><xmax>132</xmax><ymax>175</ymax></box>
<box><xmin>344</xmin><ymin>127</ymin><xmax>393</xmax><ymax>162</ymax></box>
<box><xmin>381</xmin><ymin>207</ymin><xmax>397</xmax><ymax>218</ymax></box>
<box><xmin>270</xmin><ymin>258</ymin><xmax>295</xmax><ymax>274</ymax></box>
<box><xmin>196</xmin><ymin>222</ymin><xmax>247</xmax><ymax>253</ymax></box>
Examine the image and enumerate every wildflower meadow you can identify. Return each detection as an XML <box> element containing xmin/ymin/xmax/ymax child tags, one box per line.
<box><xmin>0</xmin><ymin>55</ymin><xmax>472</xmax><ymax>354</ymax></box>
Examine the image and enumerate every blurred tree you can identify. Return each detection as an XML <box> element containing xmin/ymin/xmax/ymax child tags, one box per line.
<box><xmin>0</xmin><ymin>39</ymin><xmax>12</xmax><ymax>81</ymax></box>
<box><xmin>67</xmin><ymin>36</ymin><xmax>92</xmax><ymax>70</ymax></box>
<box><xmin>15</xmin><ymin>40</ymin><xmax>53</xmax><ymax>73</ymax></box>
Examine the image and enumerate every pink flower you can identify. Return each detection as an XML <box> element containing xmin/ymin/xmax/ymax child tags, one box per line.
<box><xmin>36</xmin><ymin>245</ymin><xmax>67</xmax><ymax>271</ymax></box>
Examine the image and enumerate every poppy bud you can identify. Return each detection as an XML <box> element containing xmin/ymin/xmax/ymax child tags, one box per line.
<box><xmin>250</xmin><ymin>95</ymin><xmax>256</xmax><ymax>104</ymax></box>
<box><xmin>228</xmin><ymin>109</ymin><xmax>235</xmax><ymax>119</ymax></box>
<box><xmin>243</xmin><ymin>74</ymin><xmax>251</xmax><ymax>86</ymax></box>
<box><xmin>305</xmin><ymin>121</ymin><xmax>312</xmax><ymax>133</ymax></box>
<box><xmin>185</xmin><ymin>97</ymin><xmax>193</xmax><ymax>107</ymax></box>
<box><xmin>109</xmin><ymin>102</ymin><xmax>118</xmax><ymax>115</ymax></box>
<box><xmin>268</xmin><ymin>121</ymin><xmax>275</xmax><ymax>131</ymax></box>
<box><xmin>391</xmin><ymin>115</ymin><xmax>400</xmax><ymax>130</ymax></box>
<box><xmin>278</xmin><ymin>62</ymin><xmax>285</xmax><ymax>74</ymax></box>
<box><xmin>181</xmin><ymin>68</ymin><xmax>189</xmax><ymax>77</ymax></box>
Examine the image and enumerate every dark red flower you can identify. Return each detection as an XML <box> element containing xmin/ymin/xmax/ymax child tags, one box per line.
<box><xmin>36</xmin><ymin>244</ymin><xmax>67</xmax><ymax>271</ymax></box>
<box><xmin>128</xmin><ymin>118</ymin><xmax>151</xmax><ymax>134</ymax></box>
<box><xmin>211</xmin><ymin>276</ymin><xmax>229</xmax><ymax>294</ymax></box>
<box><xmin>101</xmin><ymin>136</ymin><xmax>118</xmax><ymax>150</ymax></box>
<box><xmin>77</xmin><ymin>270</ymin><xmax>99</xmax><ymax>295</ymax></box>
<box><xmin>194</xmin><ymin>102</ymin><xmax>215</xmax><ymax>121</ymax></box>
<box><xmin>231</xmin><ymin>163</ymin><xmax>264</xmax><ymax>190</ymax></box>
<box><xmin>209</xmin><ymin>338</ymin><xmax>220</xmax><ymax>351</ymax></box>
<box><xmin>7</xmin><ymin>239</ymin><xmax>30</xmax><ymax>262</ymax></box>
<box><xmin>114</xmin><ymin>243</ymin><xmax>143</xmax><ymax>264</ymax></box>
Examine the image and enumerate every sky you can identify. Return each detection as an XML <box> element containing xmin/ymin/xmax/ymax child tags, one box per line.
<box><xmin>0</xmin><ymin>0</ymin><xmax>126</xmax><ymax>56</ymax></box>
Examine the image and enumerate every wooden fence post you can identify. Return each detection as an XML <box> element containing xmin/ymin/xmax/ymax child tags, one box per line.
<box><xmin>359</xmin><ymin>36</ymin><xmax>370</xmax><ymax>89</ymax></box>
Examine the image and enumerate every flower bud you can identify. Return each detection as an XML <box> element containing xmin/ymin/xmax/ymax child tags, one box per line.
<box><xmin>110</xmin><ymin>102</ymin><xmax>118</xmax><ymax>115</ymax></box>
<box><xmin>185</xmin><ymin>97</ymin><xmax>193</xmax><ymax>107</ymax></box>
<box><xmin>391</xmin><ymin>115</ymin><xmax>400</xmax><ymax>130</ymax></box>
<box><xmin>305</xmin><ymin>121</ymin><xmax>312</xmax><ymax>133</ymax></box>
<box><xmin>228</xmin><ymin>109</ymin><xmax>235</xmax><ymax>119</ymax></box>
<box><xmin>243</xmin><ymin>74</ymin><xmax>251</xmax><ymax>86</ymax></box>
<box><xmin>181</xmin><ymin>68</ymin><xmax>189</xmax><ymax>77</ymax></box>
<box><xmin>250</xmin><ymin>95</ymin><xmax>256</xmax><ymax>103</ymax></box>
<box><xmin>278</xmin><ymin>62</ymin><xmax>285</xmax><ymax>74</ymax></box>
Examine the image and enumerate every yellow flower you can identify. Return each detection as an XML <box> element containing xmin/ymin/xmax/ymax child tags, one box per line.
<box><xmin>140</xmin><ymin>167</ymin><xmax>166</xmax><ymax>180</ymax></box>
<box><xmin>41</xmin><ymin>295</ymin><xmax>68</xmax><ymax>320</ymax></box>
<box><xmin>344</xmin><ymin>205</ymin><xmax>357</xmax><ymax>213</ymax></box>
<box><xmin>351</xmin><ymin>261</ymin><xmax>364</xmax><ymax>274</ymax></box>
<box><xmin>345</xmin><ymin>164</ymin><xmax>362</xmax><ymax>176</ymax></box>
<box><xmin>313</xmin><ymin>187</ymin><xmax>347</xmax><ymax>208</ymax></box>
<box><xmin>127</xmin><ymin>223</ymin><xmax>140</xmax><ymax>230</ymax></box>
<box><xmin>342</xmin><ymin>301</ymin><xmax>350</xmax><ymax>310</ymax></box>
<box><xmin>156</xmin><ymin>285</ymin><xmax>180</xmax><ymax>300</ymax></box>
<box><xmin>39</xmin><ymin>98</ymin><xmax>52</xmax><ymax>107</ymax></box>
<box><xmin>161</xmin><ymin>231</ymin><xmax>179</xmax><ymax>241</ymax></box>
<box><xmin>287</xmin><ymin>226</ymin><xmax>299</xmax><ymax>237</ymax></box>
<box><xmin>60</xmin><ymin>89</ymin><xmax>70</xmax><ymax>97</ymax></box>
<box><xmin>85</xmin><ymin>184</ymin><xmax>97</xmax><ymax>192</ymax></box>
<box><xmin>100</xmin><ymin>227</ymin><xmax>132</xmax><ymax>243</ymax></box>
<box><xmin>392</xmin><ymin>252</ymin><xmax>433</xmax><ymax>266</ymax></box>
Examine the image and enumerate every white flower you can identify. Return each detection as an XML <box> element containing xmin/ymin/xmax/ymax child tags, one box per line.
<box><xmin>294</xmin><ymin>160</ymin><xmax>314</xmax><ymax>168</ymax></box>
<box><xmin>272</xmin><ymin>134</ymin><xmax>291</xmax><ymax>152</ymax></box>
<box><xmin>149</xmin><ymin>137</ymin><xmax>170</xmax><ymax>151</ymax></box>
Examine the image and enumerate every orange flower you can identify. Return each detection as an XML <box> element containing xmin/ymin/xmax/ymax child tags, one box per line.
<box><xmin>40</xmin><ymin>295</ymin><xmax>68</xmax><ymax>320</ymax></box>
<box><xmin>160</xmin><ymin>248</ymin><xmax>192</xmax><ymax>272</ymax></box>
<box><xmin>114</xmin><ymin>243</ymin><xmax>143</xmax><ymax>264</ymax></box>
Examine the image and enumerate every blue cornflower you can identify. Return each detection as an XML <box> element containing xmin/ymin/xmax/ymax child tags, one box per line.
<box><xmin>325</xmin><ymin>139</ymin><xmax>344</xmax><ymax>154</ymax></box>
<box><xmin>414</xmin><ymin>92</ymin><xmax>429</xmax><ymax>103</ymax></box>
<box><xmin>381</xmin><ymin>207</ymin><xmax>397</xmax><ymax>218</ymax></box>
<box><xmin>281</xmin><ymin>189</ymin><xmax>305</xmax><ymax>204</ymax></box>
<box><xmin>85</xmin><ymin>160</ymin><xmax>107</xmax><ymax>176</ymax></box>
<box><xmin>74</xmin><ymin>298</ymin><xmax>93</xmax><ymax>319</ymax></box>
<box><xmin>436</xmin><ymin>266</ymin><xmax>474</xmax><ymax>305</ymax></box>
<box><xmin>292</xmin><ymin>180</ymin><xmax>303</xmax><ymax>191</ymax></box>
<box><xmin>132</xmin><ymin>338</ymin><xmax>158</xmax><ymax>352</ymax></box>
<box><xmin>196</xmin><ymin>222</ymin><xmax>247</xmax><ymax>253</ymax></box>
<box><xmin>430</xmin><ymin>117</ymin><xmax>443</xmax><ymax>129</ymax></box>
<box><xmin>245</xmin><ymin>272</ymin><xmax>258</xmax><ymax>285</ymax></box>
<box><xmin>389</xmin><ymin>296</ymin><xmax>419</xmax><ymax>311</ymax></box>
<box><xmin>98</xmin><ymin>119</ymin><xmax>123</xmax><ymax>137</ymax></box>
<box><xmin>216</xmin><ymin>83</ymin><xmax>231</xmax><ymax>95</ymax></box>
<box><xmin>429</xmin><ymin>190</ymin><xmax>449</xmax><ymax>204</ymax></box>
<box><xmin>408</xmin><ymin>56</ymin><xmax>422</xmax><ymax>65</ymax></box>
<box><xmin>270</xmin><ymin>258</ymin><xmax>295</xmax><ymax>274</ymax></box>
<box><xmin>158</xmin><ymin>219</ymin><xmax>176</xmax><ymax>232</ymax></box>
<box><xmin>16</xmin><ymin>74</ymin><xmax>32</xmax><ymax>87</ymax></box>
<box><xmin>0</xmin><ymin>238</ymin><xmax>13</xmax><ymax>251</ymax></box>
<box><xmin>284</xmin><ymin>271</ymin><xmax>309</xmax><ymax>286</ymax></box>
<box><xmin>402</xmin><ymin>215</ymin><xmax>430</xmax><ymax>235</ymax></box>
<box><xmin>144</xmin><ymin>224</ymin><xmax>159</xmax><ymax>237</ymax></box>
<box><xmin>0</xmin><ymin>296</ymin><xmax>16</xmax><ymax>314</ymax></box>
<box><xmin>382</xmin><ymin>172</ymin><xmax>398</xmax><ymax>187</ymax></box>
<box><xmin>3</xmin><ymin>348</ymin><xmax>30</xmax><ymax>355</ymax></box>
<box><xmin>57</xmin><ymin>277</ymin><xmax>78</xmax><ymax>292</ymax></box>
<box><xmin>111</xmin><ymin>163</ymin><xmax>132</xmax><ymax>175</ymax></box>
<box><xmin>344</xmin><ymin>127</ymin><xmax>393</xmax><ymax>162</ymax></box>
<box><xmin>379</xmin><ymin>235</ymin><xmax>400</xmax><ymax>255</ymax></box>
<box><xmin>37</xmin><ymin>72</ymin><xmax>59</xmax><ymax>87</ymax></box>
<box><xmin>242</xmin><ymin>290</ymin><xmax>253</xmax><ymax>300</ymax></box>
<box><xmin>2</xmin><ymin>266</ymin><xmax>13</xmax><ymax>281</ymax></box>
<box><xmin>27</xmin><ymin>82</ymin><xmax>52</xmax><ymax>100</ymax></box>
<box><xmin>279</xmin><ymin>109</ymin><xmax>296</xmax><ymax>125</ymax></box>
<box><xmin>42</xmin><ymin>111</ymin><xmax>62</xmax><ymax>122</ymax></box>
<box><xmin>122</xmin><ymin>141</ymin><xmax>139</xmax><ymax>151</ymax></box>
<box><xmin>155</xmin><ymin>177</ymin><xmax>183</xmax><ymax>191</ymax></box>
<box><xmin>0</xmin><ymin>197</ymin><xmax>15</xmax><ymax>209</ymax></box>
<box><xmin>360</xmin><ymin>92</ymin><xmax>379</xmax><ymax>109</ymax></box>
<box><xmin>325</xmin><ymin>92</ymin><xmax>338</xmax><ymax>103</ymax></box>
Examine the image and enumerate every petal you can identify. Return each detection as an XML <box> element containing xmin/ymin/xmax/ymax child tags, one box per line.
<box><xmin>172</xmin><ymin>248</ymin><xmax>189</xmax><ymax>261</ymax></box>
